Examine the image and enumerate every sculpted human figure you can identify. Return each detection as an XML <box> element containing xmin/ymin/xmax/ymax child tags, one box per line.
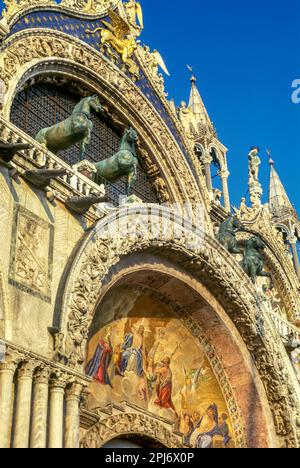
<box><xmin>248</xmin><ymin>146</ymin><xmax>261</xmax><ymax>183</ymax></box>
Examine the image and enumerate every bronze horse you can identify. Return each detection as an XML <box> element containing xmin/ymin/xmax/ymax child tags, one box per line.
<box><xmin>217</xmin><ymin>215</ymin><xmax>245</xmax><ymax>255</ymax></box>
<box><xmin>36</xmin><ymin>95</ymin><xmax>104</xmax><ymax>160</ymax></box>
<box><xmin>243</xmin><ymin>236</ymin><xmax>273</xmax><ymax>286</ymax></box>
<box><xmin>93</xmin><ymin>127</ymin><xmax>139</xmax><ymax>196</ymax></box>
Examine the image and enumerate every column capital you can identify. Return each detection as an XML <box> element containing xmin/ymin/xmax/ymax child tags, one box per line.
<box><xmin>66</xmin><ymin>382</ymin><xmax>84</xmax><ymax>401</ymax></box>
<box><xmin>288</xmin><ymin>235</ymin><xmax>298</xmax><ymax>245</ymax></box>
<box><xmin>202</xmin><ymin>154</ymin><xmax>213</xmax><ymax>165</ymax></box>
<box><xmin>0</xmin><ymin>349</ymin><xmax>22</xmax><ymax>373</ymax></box>
<box><xmin>219</xmin><ymin>168</ymin><xmax>230</xmax><ymax>179</ymax></box>
<box><xmin>34</xmin><ymin>366</ymin><xmax>50</xmax><ymax>385</ymax></box>
<box><xmin>17</xmin><ymin>361</ymin><xmax>37</xmax><ymax>380</ymax></box>
<box><xmin>50</xmin><ymin>372</ymin><xmax>68</xmax><ymax>390</ymax></box>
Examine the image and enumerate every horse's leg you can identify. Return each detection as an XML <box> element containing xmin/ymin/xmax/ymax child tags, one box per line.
<box><xmin>257</xmin><ymin>271</ymin><xmax>273</xmax><ymax>288</ymax></box>
<box><xmin>36</xmin><ymin>130</ymin><xmax>48</xmax><ymax>149</ymax></box>
<box><xmin>80</xmin><ymin>131</ymin><xmax>91</xmax><ymax>161</ymax></box>
<box><xmin>126</xmin><ymin>169</ymin><xmax>137</xmax><ymax>196</ymax></box>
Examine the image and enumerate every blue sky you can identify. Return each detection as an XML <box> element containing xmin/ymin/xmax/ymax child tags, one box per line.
<box><xmin>1</xmin><ymin>0</ymin><xmax>299</xmax><ymax>211</ymax></box>
<box><xmin>141</xmin><ymin>0</ymin><xmax>300</xmax><ymax>211</ymax></box>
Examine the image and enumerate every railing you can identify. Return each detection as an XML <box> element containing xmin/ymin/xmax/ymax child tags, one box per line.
<box><xmin>269</xmin><ymin>310</ymin><xmax>300</xmax><ymax>343</ymax></box>
<box><xmin>0</xmin><ymin>116</ymin><xmax>106</xmax><ymax>200</ymax></box>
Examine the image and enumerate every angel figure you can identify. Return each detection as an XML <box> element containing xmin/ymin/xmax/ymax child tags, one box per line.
<box><xmin>86</xmin><ymin>9</ymin><xmax>137</xmax><ymax>65</ymax></box>
<box><xmin>124</xmin><ymin>0</ymin><xmax>144</xmax><ymax>35</ymax></box>
<box><xmin>143</xmin><ymin>45</ymin><xmax>170</xmax><ymax>77</ymax></box>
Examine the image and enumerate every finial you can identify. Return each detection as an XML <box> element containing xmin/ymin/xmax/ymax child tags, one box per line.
<box><xmin>187</xmin><ymin>65</ymin><xmax>196</xmax><ymax>83</ymax></box>
<box><xmin>267</xmin><ymin>149</ymin><xmax>274</xmax><ymax>166</ymax></box>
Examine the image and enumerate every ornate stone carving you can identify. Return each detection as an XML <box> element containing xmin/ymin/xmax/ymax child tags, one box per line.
<box><xmin>9</xmin><ymin>206</ymin><xmax>54</xmax><ymax>302</ymax></box>
<box><xmin>0</xmin><ymin>32</ymin><xmax>203</xmax><ymax>209</ymax></box>
<box><xmin>81</xmin><ymin>413</ymin><xmax>182</xmax><ymax>448</ymax></box>
<box><xmin>60</xmin><ymin>207</ymin><xmax>300</xmax><ymax>447</ymax></box>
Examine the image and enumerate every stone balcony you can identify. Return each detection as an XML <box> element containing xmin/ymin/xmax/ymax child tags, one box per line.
<box><xmin>0</xmin><ymin>116</ymin><xmax>108</xmax><ymax>221</ymax></box>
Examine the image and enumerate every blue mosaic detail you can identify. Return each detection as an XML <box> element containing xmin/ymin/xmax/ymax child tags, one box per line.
<box><xmin>9</xmin><ymin>11</ymin><xmax>196</xmax><ymax>175</ymax></box>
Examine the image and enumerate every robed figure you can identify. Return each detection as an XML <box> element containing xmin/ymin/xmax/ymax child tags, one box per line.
<box><xmin>86</xmin><ymin>330</ymin><xmax>113</xmax><ymax>388</ymax></box>
<box><xmin>120</xmin><ymin>325</ymin><xmax>145</xmax><ymax>377</ymax></box>
<box><xmin>154</xmin><ymin>357</ymin><xmax>177</xmax><ymax>415</ymax></box>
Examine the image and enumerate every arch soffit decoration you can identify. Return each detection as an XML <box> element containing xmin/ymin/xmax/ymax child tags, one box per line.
<box><xmin>57</xmin><ymin>205</ymin><xmax>300</xmax><ymax>448</ymax></box>
<box><xmin>0</xmin><ymin>29</ymin><xmax>211</xmax><ymax>214</ymax></box>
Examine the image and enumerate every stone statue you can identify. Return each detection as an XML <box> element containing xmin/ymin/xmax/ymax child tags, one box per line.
<box><xmin>248</xmin><ymin>146</ymin><xmax>261</xmax><ymax>184</ymax></box>
<box><xmin>35</xmin><ymin>95</ymin><xmax>104</xmax><ymax>160</ymax></box>
<box><xmin>243</xmin><ymin>236</ymin><xmax>273</xmax><ymax>286</ymax></box>
<box><xmin>217</xmin><ymin>214</ymin><xmax>245</xmax><ymax>255</ymax></box>
<box><xmin>93</xmin><ymin>127</ymin><xmax>139</xmax><ymax>196</ymax></box>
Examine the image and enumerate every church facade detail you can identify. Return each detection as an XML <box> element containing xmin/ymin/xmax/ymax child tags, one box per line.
<box><xmin>0</xmin><ymin>0</ymin><xmax>299</xmax><ymax>449</ymax></box>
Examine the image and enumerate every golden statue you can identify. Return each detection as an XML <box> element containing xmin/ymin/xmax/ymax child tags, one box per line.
<box><xmin>123</xmin><ymin>0</ymin><xmax>143</xmax><ymax>35</ymax></box>
<box><xmin>86</xmin><ymin>9</ymin><xmax>137</xmax><ymax>67</ymax></box>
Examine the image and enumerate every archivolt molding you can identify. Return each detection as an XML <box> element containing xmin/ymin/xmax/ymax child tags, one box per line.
<box><xmin>0</xmin><ymin>30</ymin><xmax>210</xmax><ymax>215</ymax></box>
<box><xmin>80</xmin><ymin>412</ymin><xmax>182</xmax><ymax>449</ymax></box>
<box><xmin>0</xmin><ymin>257</ymin><xmax>11</xmax><ymax>340</ymax></box>
<box><xmin>58</xmin><ymin>205</ymin><xmax>300</xmax><ymax>447</ymax></box>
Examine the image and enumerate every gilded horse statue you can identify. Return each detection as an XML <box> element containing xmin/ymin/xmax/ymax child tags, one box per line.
<box><xmin>93</xmin><ymin>127</ymin><xmax>139</xmax><ymax>196</ymax></box>
<box><xmin>36</xmin><ymin>95</ymin><xmax>104</xmax><ymax>160</ymax></box>
<box><xmin>217</xmin><ymin>215</ymin><xmax>245</xmax><ymax>254</ymax></box>
<box><xmin>243</xmin><ymin>236</ymin><xmax>273</xmax><ymax>286</ymax></box>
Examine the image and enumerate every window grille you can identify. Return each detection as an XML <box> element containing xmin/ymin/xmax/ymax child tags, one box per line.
<box><xmin>10</xmin><ymin>83</ymin><xmax>159</xmax><ymax>205</ymax></box>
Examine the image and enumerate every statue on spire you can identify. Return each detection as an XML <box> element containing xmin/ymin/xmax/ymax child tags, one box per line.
<box><xmin>248</xmin><ymin>146</ymin><xmax>261</xmax><ymax>184</ymax></box>
<box><xmin>248</xmin><ymin>146</ymin><xmax>263</xmax><ymax>207</ymax></box>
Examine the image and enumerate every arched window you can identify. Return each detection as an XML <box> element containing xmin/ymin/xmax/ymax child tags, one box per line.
<box><xmin>10</xmin><ymin>82</ymin><xmax>159</xmax><ymax>205</ymax></box>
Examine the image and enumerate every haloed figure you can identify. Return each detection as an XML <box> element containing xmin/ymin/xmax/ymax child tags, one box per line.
<box><xmin>85</xmin><ymin>327</ymin><xmax>113</xmax><ymax>387</ymax></box>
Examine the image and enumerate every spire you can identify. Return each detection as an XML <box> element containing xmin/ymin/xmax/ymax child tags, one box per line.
<box><xmin>187</xmin><ymin>67</ymin><xmax>211</xmax><ymax>126</ymax></box>
<box><xmin>268</xmin><ymin>158</ymin><xmax>296</xmax><ymax>217</ymax></box>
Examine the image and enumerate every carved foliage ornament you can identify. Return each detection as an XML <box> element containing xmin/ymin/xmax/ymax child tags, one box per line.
<box><xmin>1</xmin><ymin>0</ymin><xmax>120</xmax><ymax>22</ymax></box>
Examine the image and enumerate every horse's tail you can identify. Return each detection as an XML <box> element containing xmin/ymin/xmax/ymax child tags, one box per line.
<box><xmin>85</xmin><ymin>27</ymin><xmax>103</xmax><ymax>35</ymax></box>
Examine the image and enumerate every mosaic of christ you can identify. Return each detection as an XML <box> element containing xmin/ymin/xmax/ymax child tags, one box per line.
<box><xmin>85</xmin><ymin>288</ymin><xmax>235</xmax><ymax>448</ymax></box>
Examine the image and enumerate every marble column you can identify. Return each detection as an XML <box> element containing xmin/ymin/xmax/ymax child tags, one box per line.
<box><xmin>219</xmin><ymin>168</ymin><xmax>231</xmax><ymax>212</ymax></box>
<box><xmin>202</xmin><ymin>154</ymin><xmax>213</xmax><ymax>193</ymax></box>
<box><xmin>289</xmin><ymin>236</ymin><xmax>300</xmax><ymax>279</ymax></box>
<box><xmin>0</xmin><ymin>356</ymin><xmax>17</xmax><ymax>448</ymax></box>
<box><xmin>13</xmin><ymin>361</ymin><xmax>35</xmax><ymax>448</ymax></box>
<box><xmin>65</xmin><ymin>383</ymin><xmax>83</xmax><ymax>449</ymax></box>
<box><xmin>48</xmin><ymin>374</ymin><xmax>67</xmax><ymax>449</ymax></box>
<box><xmin>30</xmin><ymin>367</ymin><xmax>49</xmax><ymax>449</ymax></box>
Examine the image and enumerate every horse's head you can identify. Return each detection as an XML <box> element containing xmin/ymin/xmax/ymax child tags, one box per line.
<box><xmin>124</xmin><ymin>127</ymin><xmax>138</xmax><ymax>143</ymax></box>
<box><xmin>89</xmin><ymin>94</ymin><xmax>104</xmax><ymax>114</ymax></box>
<box><xmin>248</xmin><ymin>236</ymin><xmax>265</xmax><ymax>250</ymax></box>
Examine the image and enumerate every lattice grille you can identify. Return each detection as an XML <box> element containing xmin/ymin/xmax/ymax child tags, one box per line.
<box><xmin>10</xmin><ymin>84</ymin><xmax>159</xmax><ymax>204</ymax></box>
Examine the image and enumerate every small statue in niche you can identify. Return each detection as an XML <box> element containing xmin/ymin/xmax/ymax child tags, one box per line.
<box><xmin>93</xmin><ymin>127</ymin><xmax>139</xmax><ymax>196</ymax></box>
<box><xmin>35</xmin><ymin>95</ymin><xmax>104</xmax><ymax>160</ymax></box>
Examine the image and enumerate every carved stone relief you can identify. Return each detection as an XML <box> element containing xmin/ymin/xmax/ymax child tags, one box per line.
<box><xmin>9</xmin><ymin>205</ymin><xmax>54</xmax><ymax>302</ymax></box>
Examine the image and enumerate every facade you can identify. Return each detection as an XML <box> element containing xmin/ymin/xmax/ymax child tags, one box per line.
<box><xmin>0</xmin><ymin>0</ymin><xmax>299</xmax><ymax>449</ymax></box>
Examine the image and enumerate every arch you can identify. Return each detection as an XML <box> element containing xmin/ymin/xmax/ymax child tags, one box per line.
<box><xmin>0</xmin><ymin>30</ymin><xmax>207</xmax><ymax>211</ymax></box>
<box><xmin>55</xmin><ymin>205</ymin><xmax>300</xmax><ymax>448</ymax></box>
<box><xmin>81</xmin><ymin>413</ymin><xmax>182</xmax><ymax>449</ymax></box>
